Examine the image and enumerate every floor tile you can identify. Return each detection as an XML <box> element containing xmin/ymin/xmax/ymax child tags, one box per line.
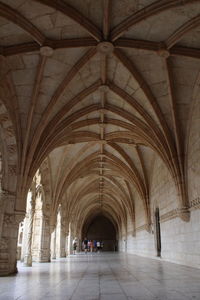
<box><xmin>0</xmin><ymin>253</ymin><xmax>200</xmax><ymax>300</ymax></box>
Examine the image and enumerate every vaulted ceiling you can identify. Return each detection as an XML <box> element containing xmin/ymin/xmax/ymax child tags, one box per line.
<box><xmin>0</xmin><ymin>0</ymin><xmax>200</xmax><ymax>227</ymax></box>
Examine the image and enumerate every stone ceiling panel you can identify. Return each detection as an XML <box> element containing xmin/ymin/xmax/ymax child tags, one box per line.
<box><xmin>0</xmin><ymin>0</ymin><xmax>198</xmax><ymax>220</ymax></box>
<box><xmin>0</xmin><ymin>17</ymin><xmax>32</xmax><ymax>46</ymax></box>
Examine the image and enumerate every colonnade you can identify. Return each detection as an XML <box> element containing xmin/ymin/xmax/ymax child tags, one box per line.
<box><xmin>19</xmin><ymin>191</ymin><xmax>78</xmax><ymax>266</ymax></box>
<box><xmin>0</xmin><ymin>188</ymin><xmax>80</xmax><ymax>275</ymax></box>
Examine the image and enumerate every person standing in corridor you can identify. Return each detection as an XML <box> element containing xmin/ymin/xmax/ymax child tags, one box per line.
<box><xmin>83</xmin><ymin>237</ymin><xmax>88</xmax><ymax>253</ymax></box>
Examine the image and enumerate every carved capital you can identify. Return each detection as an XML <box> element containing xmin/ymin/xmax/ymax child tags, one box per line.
<box><xmin>3</xmin><ymin>212</ymin><xmax>24</xmax><ymax>227</ymax></box>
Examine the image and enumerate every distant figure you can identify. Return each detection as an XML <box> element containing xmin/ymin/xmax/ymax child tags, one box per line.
<box><xmin>90</xmin><ymin>240</ymin><xmax>94</xmax><ymax>252</ymax></box>
<box><xmin>83</xmin><ymin>237</ymin><xmax>88</xmax><ymax>253</ymax></box>
<box><xmin>88</xmin><ymin>240</ymin><xmax>91</xmax><ymax>252</ymax></box>
<box><xmin>101</xmin><ymin>241</ymin><xmax>104</xmax><ymax>251</ymax></box>
<box><xmin>93</xmin><ymin>240</ymin><xmax>97</xmax><ymax>252</ymax></box>
<box><xmin>97</xmin><ymin>241</ymin><xmax>101</xmax><ymax>252</ymax></box>
<box><xmin>72</xmin><ymin>237</ymin><xmax>78</xmax><ymax>255</ymax></box>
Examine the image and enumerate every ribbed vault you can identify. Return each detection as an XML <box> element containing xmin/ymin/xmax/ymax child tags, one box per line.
<box><xmin>0</xmin><ymin>0</ymin><xmax>200</xmax><ymax>229</ymax></box>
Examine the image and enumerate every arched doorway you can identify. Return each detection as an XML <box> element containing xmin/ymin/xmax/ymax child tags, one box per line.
<box><xmin>82</xmin><ymin>214</ymin><xmax>117</xmax><ymax>251</ymax></box>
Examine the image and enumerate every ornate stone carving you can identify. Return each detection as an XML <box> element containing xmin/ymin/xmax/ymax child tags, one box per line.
<box><xmin>0</xmin><ymin>238</ymin><xmax>8</xmax><ymax>250</ymax></box>
<box><xmin>0</xmin><ymin>191</ymin><xmax>7</xmax><ymax>211</ymax></box>
<box><xmin>8</xmin><ymin>165</ymin><xmax>17</xmax><ymax>176</ymax></box>
<box><xmin>190</xmin><ymin>197</ymin><xmax>200</xmax><ymax>210</ymax></box>
<box><xmin>0</xmin><ymin>113</ymin><xmax>9</xmax><ymax>123</ymax></box>
<box><xmin>7</xmin><ymin>144</ymin><xmax>17</xmax><ymax>155</ymax></box>
<box><xmin>97</xmin><ymin>42</ymin><xmax>114</xmax><ymax>54</ymax></box>
<box><xmin>40</xmin><ymin>46</ymin><xmax>54</xmax><ymax>57</ymax></box>
<box><xmin>3</xmin><ymin>213</ymin><xmax>24</xmax><ymax>227</ymax></box>
<box><xmin>160</xmin><ymin>207</ymin><xmax>190</xmax><ymax>223</ymax></box>
<box><xmin>4</xmin><ymin>126</ymin><xmax>14</xmax><ymax>137</ymax></box>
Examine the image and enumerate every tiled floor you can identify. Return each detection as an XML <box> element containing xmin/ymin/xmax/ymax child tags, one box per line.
<box><xmin>1</xmin><ymin>252</ymin><xmax>200</xmax><ymax>300</ymax></box>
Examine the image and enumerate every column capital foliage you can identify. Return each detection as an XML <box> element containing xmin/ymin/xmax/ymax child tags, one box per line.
<box><xmin>3</xmin><ymin>212</ymin><xmax>24</xmax><ymax>226</ymax></box>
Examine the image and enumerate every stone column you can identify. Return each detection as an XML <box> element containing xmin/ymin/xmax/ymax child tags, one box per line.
<box><xmin>43</xmin><ymin>216</ymin><xmax>51</xmax><ymax>262</ymax></box>
<box><xmin>37</xmin><ymin>215</ymin><xmax>44</xmax><ymax>262</ymax></box>
<box><xmin>65</xmin><ymin>231</ymin><xmax>69</xmax><ymax>256</ymax></box>
<box><xmin>67</xmin><ymin>223</ymin><xmax>73</xmax><ymax>255</ymax></box>
<box><xmin>51</xmin><ymin>228</ymin><xmax>56</xmax><ymax>259</ymax></box>
<box><xmin>23</xmin><ymin>198</ymin><xmax>35</xmax><ymax>266</ymax></box>
<box><xmin>0</xmin><ymin>191</ymin><xmax>7</xmax><ymax>238</ymax></box>
<box><xmin>56</xmin><ymin>224</ymin><xmax>66</xmax><ymax>258</ymax></box>
<box><xmin>0</xmin><ymin>212</ymin><xmax>24</xmax><ymax>276</ymax></box>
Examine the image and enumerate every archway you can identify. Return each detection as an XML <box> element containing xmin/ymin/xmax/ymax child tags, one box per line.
<box><xmin>82</xmin><ymin>214</ymin><xmax>117</xmax><ymax>251</ymax></box>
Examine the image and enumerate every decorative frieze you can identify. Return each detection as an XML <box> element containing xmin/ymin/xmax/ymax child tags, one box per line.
<box><xmin>159</xmin><ymin>199</ymin><xmax>200</xmax><ymax>223</ymax></box>
<box><xmin>160</xmin><ymin>207</ymin><xmax>190</xmax><ymax>223</ymax></box>
<box><xmin>190</xmin><ymin>197</ymin><xmax>200</xmax><ymax>210</ymax></box>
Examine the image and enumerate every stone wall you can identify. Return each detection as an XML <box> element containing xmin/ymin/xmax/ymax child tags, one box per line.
<box><xmin>119</xmin><ymin>116</ymin><xmax>200</xmax><ymax>268</ymax></box>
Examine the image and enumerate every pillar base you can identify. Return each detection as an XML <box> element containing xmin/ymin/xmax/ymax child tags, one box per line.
<box><xmin>0</xmin><ymin>238</ymin><xmax>18</xmax><ymax>276</ymax></box>
<box><xmin>0</xmin><ymin>212</ymin><xmax>24</xmax><ymax>276</ymax></box>
<box><xmin>23</xmin><ymin>254</ymin><xmax>32</xmax><ymax>267</ymax></box>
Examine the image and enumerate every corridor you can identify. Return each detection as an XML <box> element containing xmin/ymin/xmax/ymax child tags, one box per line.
<box><xmin>1</xmin><ymin>253</ymin><xmax>200</xmax><ymax>300</ymax></box>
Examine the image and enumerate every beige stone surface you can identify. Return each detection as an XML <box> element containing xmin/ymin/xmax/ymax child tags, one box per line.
<box><xmin>0</xmin><ymin>0</ymin><xmax>199</xmax><ymax>275</ymax></box>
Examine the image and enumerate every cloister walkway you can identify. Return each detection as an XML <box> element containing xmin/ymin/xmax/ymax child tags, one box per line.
<box><xmin>1</xmin><ymin>253</ymin><xmax>200</xmax><ymax>300</ymax></box>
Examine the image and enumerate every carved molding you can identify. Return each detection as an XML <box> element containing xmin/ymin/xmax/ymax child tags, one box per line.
<box><xmin>160</xmin><ymin>209</ymin><xmax>178</xmax><ymax>223</ymax></box>
<box><xmin>135</xmin><ymin>224</ymin><xmax>149</xmax><ymax>232</ymax></box>
<box><xmin>160</xmin><ymin>207</ymin><xmax>190</xmax><ymax>223</ymax></box>
<box><xmin>159</xmin><ymin>199</ymin><xmax>200</xmax><ymax>223</ymax></box>
<box><xmin>190</xmin><ymin>197</ymin><xmax>200</xmax><ymax>211</ymax></box>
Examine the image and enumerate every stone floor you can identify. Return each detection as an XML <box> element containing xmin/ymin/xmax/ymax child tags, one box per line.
<box><xmin>1</xmin><ymin>252</ymin><xmax>200</xmax><ymax>300</ymax></box>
